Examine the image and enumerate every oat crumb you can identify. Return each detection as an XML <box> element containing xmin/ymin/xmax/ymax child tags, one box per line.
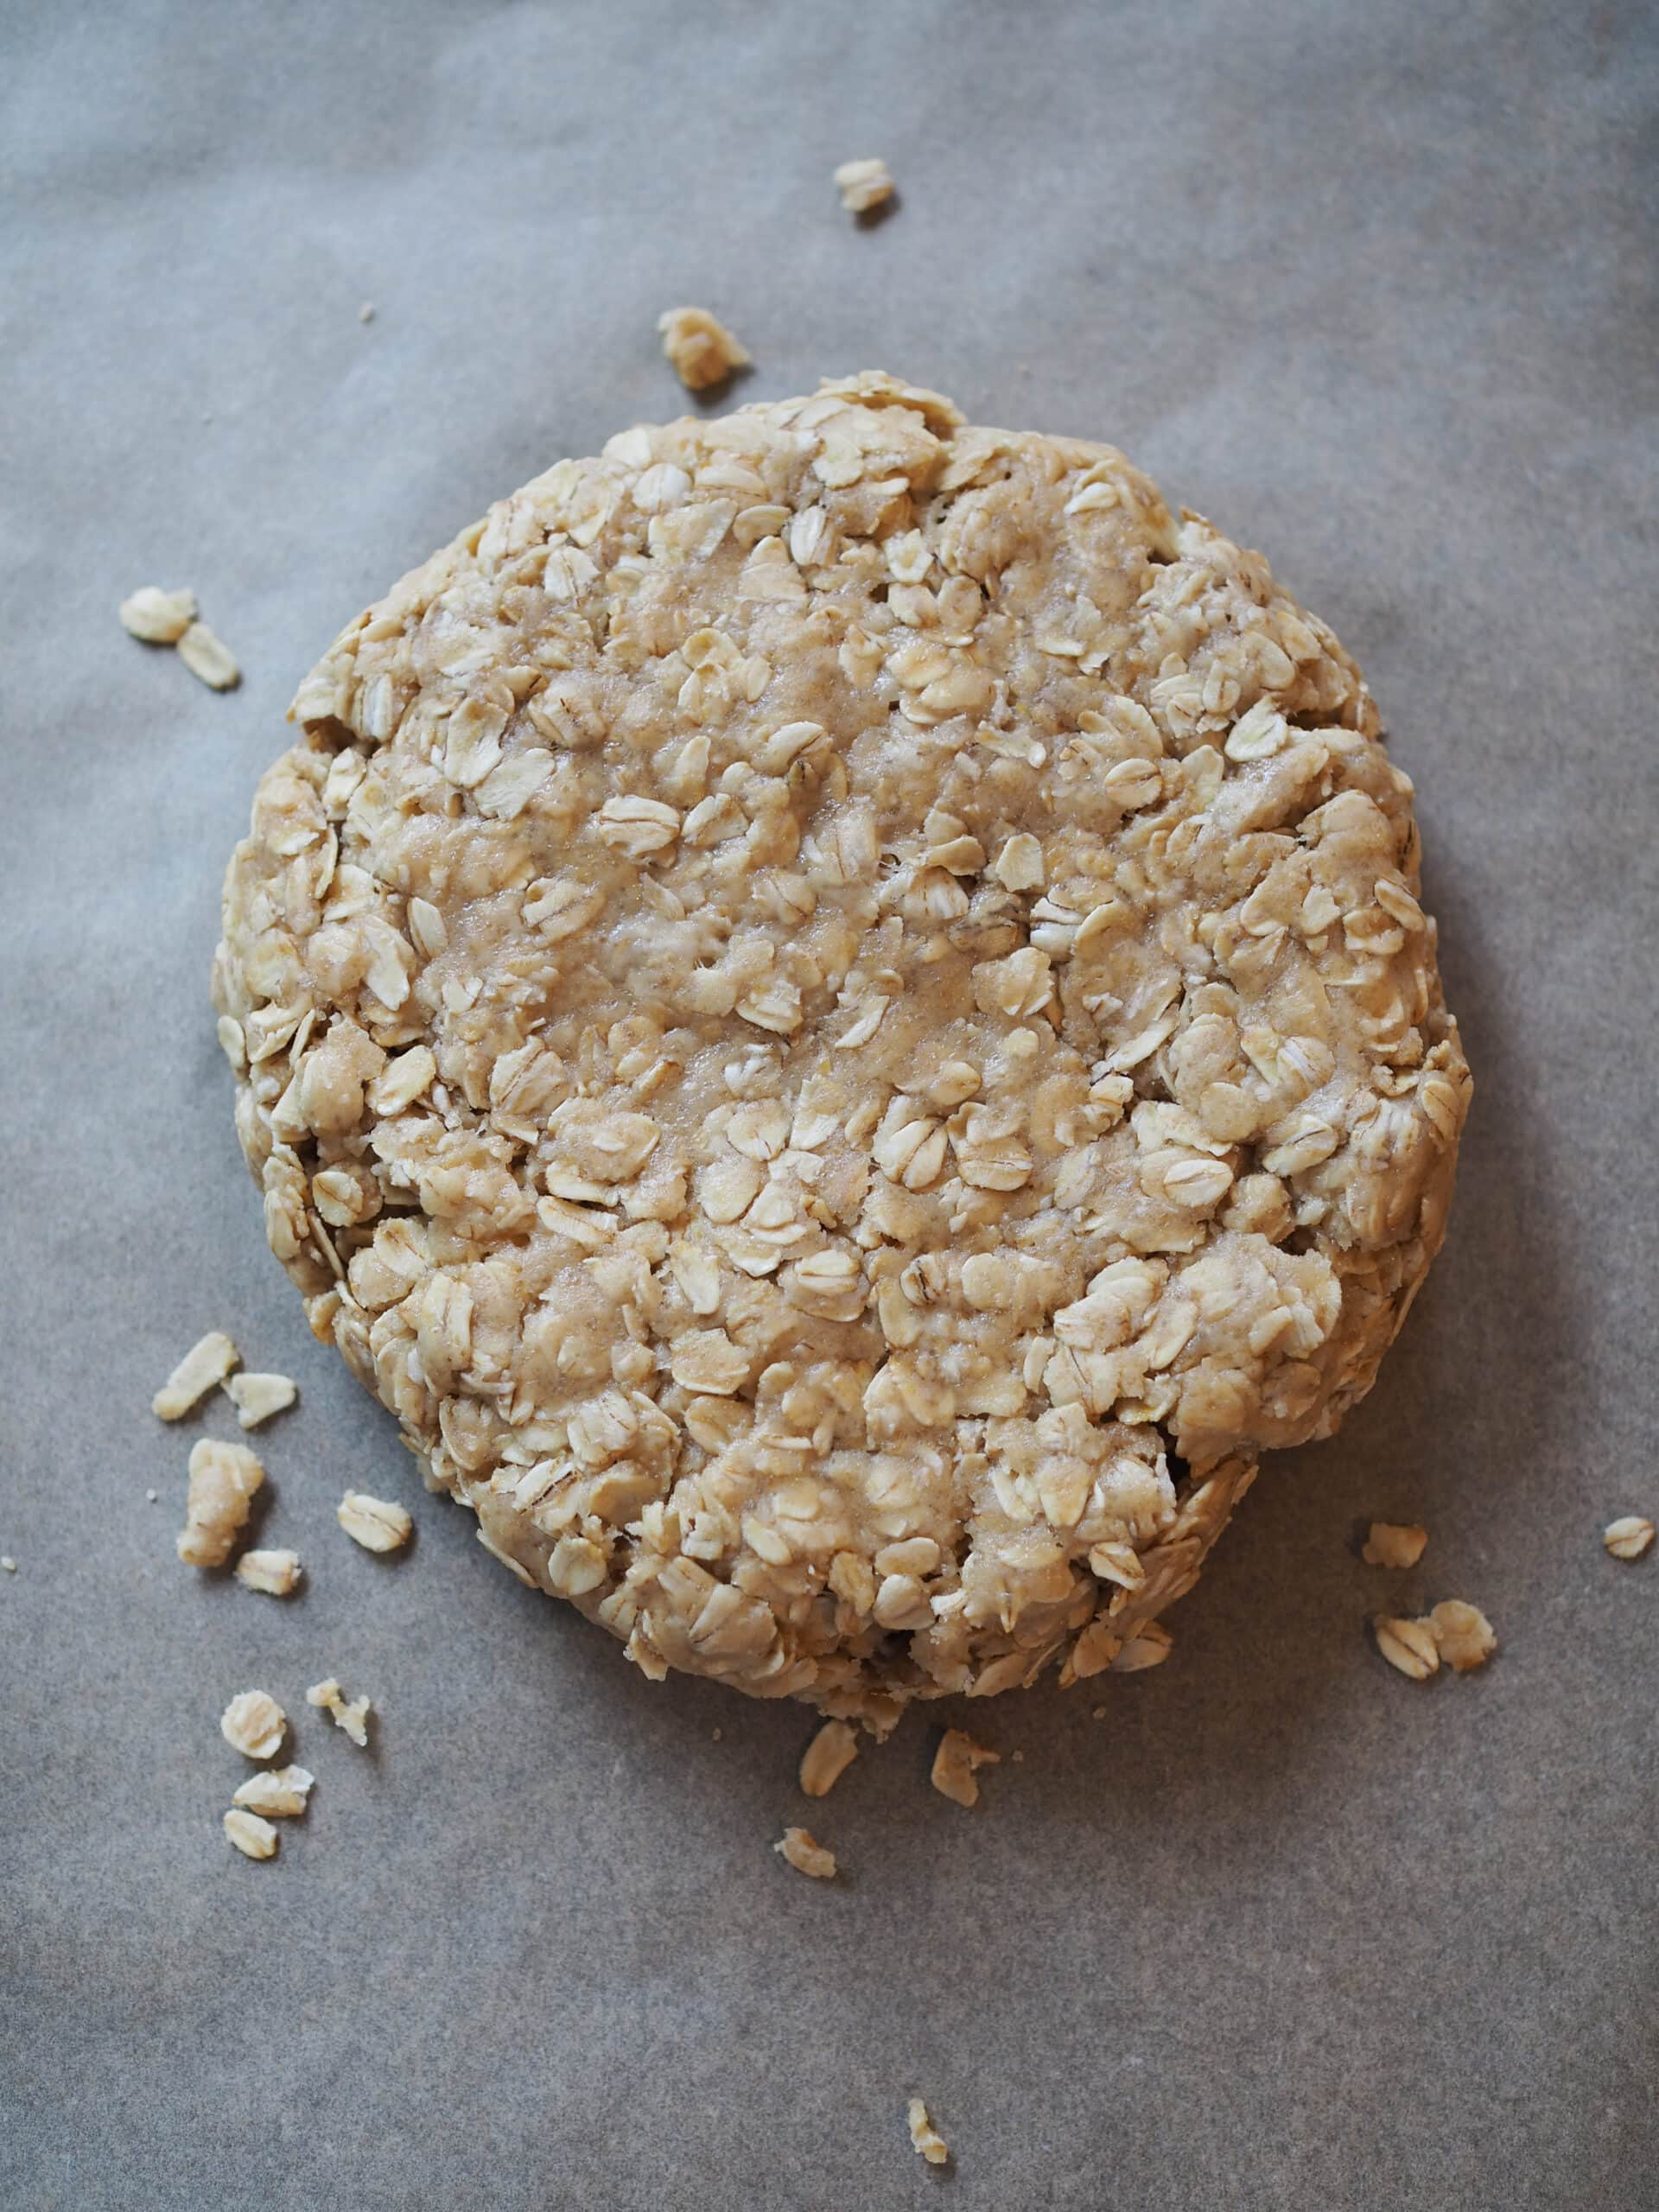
<box><xmin>1604</xmin><ymin>1516</ymin><xmax>1655</xmax><ymax>1562</ymax></box>
<box><xmin>145</xmin><ymin>1489</ymin><xmax>158</xmax><ymax>1503</ymax></box>
<box><xmin>774</xmin><ymin>1825</ymin><xmax>837</xmax><ymax>1879</ymax></box>
<box><xmin>658</xmin><ymin>306</ymin><xmax>750</xmax><ymax>391</ymax></box>
<box><xmin>337</xmin><ymin>1491</ymin><xmax>413</xmax><ymax>1554</ymax></box>
<box><xmin>119</xmin><ymin>585</ymin><xmax>197</xmax><ymax>644</ymax></box>
<box><xmin>232</xmin><ymin>1764</ymin><xmax>315</xmax><ymax>1818</ymax></box>
<box><xmin>236</xmin><ymin>1547</ymin><xmax>302</xmax><ymax>1597</ymax></box>
<box><xmin>359</xmin><ymin>302</ymin><xmax>376</xmax><ymax>322</ymax></box>
<box><xmin>223</xmin><ymin>1808</ymin><xmax>278</xmax><ymax>1860</ymax></box>
<box><xmin>835</xmin><ymin>157</ymin><xmax>895</xmax><ymax>214</ymax></box>
<box><xmin>799</xmin><ymin>1719</ymin><xmax>859</xmax><ymax>1799</ymax></box>
<box><xmin>177</xmin><ymin>1436</ymin><xmax>264</xmax><ymax>1568</ymax></box>
<box><xmin>931</xmin><ymin>1727</ymin><xmax>1000</xmax><ymax>1808</ymax></box>
<box><xmin>711</xmin><ymin>1727</ymin><xmax>722</xmax><ymax>1741</ymax></box>
<box><xmin>1429</xmin><ymin>1599</ymin><xmax>1497</xmax><ymax>1673</ymax></box>
<box><xmin>1363</xmin><ymin>1520</ymin><xmax>1428</xmax><ymax>1569</ymax></box>
<box><xmin>906</xmin><ymin>2096</ymin><xmax>949</xmax><ymax>2166</ymax></box>
<box><xmin>223</xmin><ymin>1371</ymin><xmax>297</xmax><ymax>1429</ymax></box>
<box><xmin>153</xmin><ymin>1330</ymin><xmax>239</xmax><ymax>1420</ymax></box>
<box><xmin>220</xmin><ymin>1689</ymin><xmax>287</xmax><ymax>1760</ymax></box>
<box><xmin>307</xmin><ymin>1676</ymin><xmax>372</xmax><ymax>1746</ymax></box>
<box><xmin>177</xmin><ymin>620</ymin><xmax>240</xmax><ymax>691</ymax></box>
<box><xmin>1</xmin><ymin>1557</ymin><xmax>16</xmax><ymax>1574</ymax></box>
<box><xmin>1091</xmin><ymin>1705</ymin><xmax>1106</xmax><ymax>1719</ymax></box>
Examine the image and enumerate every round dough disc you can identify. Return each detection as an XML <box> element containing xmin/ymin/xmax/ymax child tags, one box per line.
<box><xmin>215</xmin><ymin>374</ymin><xmax>1469</xmax><ymax>1732</ymax></box>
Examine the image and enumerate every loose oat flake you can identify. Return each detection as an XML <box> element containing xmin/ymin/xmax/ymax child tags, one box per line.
<box><xmin>223</xmin><ymin>1808</ymin><xmax>278</xmax><ymax>1860</ymax></box>
<box><xmin>906</xmin><ymin>2097</ymin><xmax>949</xmax><ymax>2166</ymax></box>
<box><xmin>119</xmin><ymin>585</ymin><xmax>197</xmax><ymax>644</ymax></box>
<box><xmin>1603</xmin><ymin>1516</ymin><xmax>1655</xmax><ymax>1561</ymax></box>
<box><xmin>177</xmin><ymin>620</ymin><xmax>240</xmax><ymax>690</ymax></box>
<box><xmin>773</xmin><ymin>1826</ymin><xmax>837</xmax><ymax>1879</ymax></box>
<box><xmin>1363</xmin><ymin>1520</ymin><xmax>1427</xmax><ymax>1569</ymax></box>
<box><xmin>220</xmin><ymin>1689</ymin><xmax>287</xmax><ymax>1760</ymax></box>
<box><xmin>235</xmin><ymin>1547</ymin><xmax>302</xmax><ymax>1597</ymax></box>
<box><xmin>337</xmin><ymin>1491</ymin><xmax>413</xmax><ymax>1553</ymax></box>
<box><xmin>1374</xmin><ymin>1615</ymin><xmax>1439</xmax><ymax>1681</ymax></box>
<box><xmin>799</xmin><ymin>1719</ymin><xmax>859</xmax><ymax>1798</ymax></box>
<box><xmin>232</xmin><ymin>1764</ymin><xmax>315</xmax><ymax>1817</ymax></box>
<box><xmin>153</xmin><ymin>1330</ymin><xmax>239</xmax><ymax>1420</ymax></box>
<box><xmin>214</xmin><ymin>373</ymin><xmax>1471</xmax><ymax>1735</ymax></box>
<box><xmin>223</xmin><ymin>1371</ymin><xmax>297</xmax><ymax>1429</ymax></box>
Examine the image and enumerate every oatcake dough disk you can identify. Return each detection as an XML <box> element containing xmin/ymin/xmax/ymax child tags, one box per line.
<box><xmin>213</xmin><ymin>374</ymin><xmax>1470</xmax><ymax>1733</ymax></box>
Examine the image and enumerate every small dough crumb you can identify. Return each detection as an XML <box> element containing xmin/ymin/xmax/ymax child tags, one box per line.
<box><xmin>308</xmin><ymin>1676</ymin><xmax>372</xmax><ymax>1746</ymax></box>
<box><xmin>235</xmin><ymin>1547</ymin><xmax>302</xmax><ymax>1597</ymax></box>
<box><xmin>223</xmin><ymin>1371</ymin><xmax>297</xmax><ymax>1429</ymax></box>
<box><xmin>931</xmin><ymin>1728</ymin><xmax>1000</xmax><ymax>1808</ymax></box>
<box><xmin>1604</xmin><ymin>1515</ymin><xmax>1655</xmax><ymax>1562</ymax></box>
<box><xmin>1363</xmin><ymin>1520</ymin><xmax>1428</xmax><ymax>1569</ymax></box>
<box><xmin>1</xmin><ymin>1556</ymin><xmax>16</xmax><ymax>1573</ymax></box>
<box><xmin>120</xmin><ymin>585</ymin><xmax>197</xmax><ymax>644</ymax></box>
<box><xmin>232</xmin><ymin>1764</ymin><xmax>315</xmax><ymax>1817</ymax></box>
<box><xmin>774</xmin><ymin>1825</ymin><xmax>836</xmax><ymax>1879</ymax></box>
<box><xmin>220</xmin><ymin>1689</ymin><xmax>286</xmax><ymax>1760</ymax></box>
<box><xmin>799</xmin><ymin>1719</ymin><xmax>859</xmax><ymax>1799</ymax></box>
<box><xmin>359</xmin><ymin>302</ymin><xmax>376</xmax><ymax>322</ymax></box>
<box><xmin>153</xmin><ymin>1331</ymin><xmax>239</xmax><ymax>1420</ymax></box>
<box><xmin>1429</xmin><ymin>1599</ymin><xmax>1497</xmax><ymax>1673</ymax></box>
<box><xmin>337</xmin><ymin>1491</ymin><xmax>413</xmax><ymax>1554</ymax></box>
<box><xmin>906</xmin><ymin>2096</ymin><xmax>949</xmax><ymax>2166</ymax></box>
<box><xmin>177</xmin><ymin>1437</ymin><xmax>264</xmax><ymax>1568</ymax></box>
<box><xmin>835</xmin><ymin>157</ymin><xmax>895</xmax><ymax>214</ymax></box>
<box><xmin>177</xmin><ymin>620</ymin><xmax>240</xmax><ymax>690</ymax></box>
<box><xmin>658</xmin><ymin>305</ymin><xmax>750</xmax><ymax>391</ymax></box>
<box><xmin>223</xmin><ymin>1808</ymin><xmax>278</xmax><ymax>1860</ymax></box>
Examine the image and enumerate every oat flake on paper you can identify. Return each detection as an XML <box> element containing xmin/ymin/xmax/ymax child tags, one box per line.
<box><xmin>214</xmin><ymin>373</ymin><xmax>1470</xmax><ymax>1736</ymax></box>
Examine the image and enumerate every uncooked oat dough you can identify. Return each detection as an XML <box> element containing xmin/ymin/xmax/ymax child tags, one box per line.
<box><xmin>213</xmin><ymin>373</ymin><xmax>1470</xmax><ymax>1733</ymax></box>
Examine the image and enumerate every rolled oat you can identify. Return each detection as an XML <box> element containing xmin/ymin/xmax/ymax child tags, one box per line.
<box><xmin>774</xmin><ymin>1825</ymin><xmax>837</xmax><ymax>1879</ymax></box>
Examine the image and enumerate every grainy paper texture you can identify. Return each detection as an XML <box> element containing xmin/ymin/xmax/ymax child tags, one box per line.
<box><xmin>1</xmin><ymin>3</ymin><xmax>1655</xmax><ymax>2208</ymax></box>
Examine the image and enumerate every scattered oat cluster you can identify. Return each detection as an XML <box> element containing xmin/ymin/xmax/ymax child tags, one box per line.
<box><xmin>153</xmin><ymin>1327</ymin><xmax>422</xmax><ymax>1594</ymax></box>
<box><xmin>1373</xmin><ymin>1599</ymin><xmax>1497</xmax><ymax>1682</ymax></box>
<box><xmin>216</xmin><ymin>1678</ymin><xmax>369</xmax><ymax>1859</ymax></box>
<box><xmin>118</xmin><ymin>587</ymin><xmax>240</xmax><ymax>690</ymax></box>
<box><xmin>153</xmin><ymin>1332</ymin><xmax>303</xmax><ymax>1579</ymax></box>
<box><xmin>215</xmin><ymin>373</ymin><xmax>1470</xmax><ymax>1741</ymax></box>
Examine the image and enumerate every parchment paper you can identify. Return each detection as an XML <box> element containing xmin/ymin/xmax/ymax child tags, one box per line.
<box><xmin>3</xmin><ymin>3</ymin><xmax>1656</xmax><ymax>2205</ymax></box>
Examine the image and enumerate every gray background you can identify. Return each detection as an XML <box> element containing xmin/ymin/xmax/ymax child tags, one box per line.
<box><xmin>3</xmin><ymin>3</ymin><xmax>1655</xmax><ymax>2206</ymax></box>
